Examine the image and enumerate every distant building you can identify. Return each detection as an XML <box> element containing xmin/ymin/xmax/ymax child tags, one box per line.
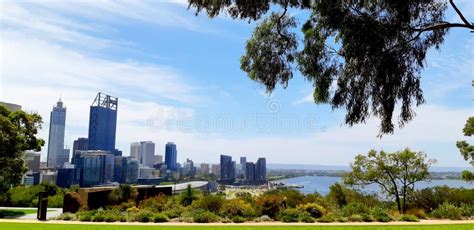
<box><xmin>182</xmin><ymin>158</ymin><xmax>196</xmax><ymax>177</ymax></box>
<box><xmin>47</xmin><ymin>99</ymin><xmax>66</xmax><ymax>168</ymax></box>
<box><xmin>72</xmin><ymin>138</ymin><xmax>88</xmax><ymax>164</ymax></box>
<box><xmin>165</xmin><ymin>142</ymin><xmax>178</xmax><ymax>171</ymax></box>
<box><xmin>56</xmin><ymin>168</ymin><xmax>75</xmax><ymax>188</ymax></box>
<box><xmin>240</xmin><ymin>157</ymin><xmax>247</xmax><ymax>179</ymax></box>
<box><xmin>130</xmin><ymin>142</ymin><xmax>141</xmax><ymax>162</ymax></box>
<box><xmin>211</xmin><ymin>164</ymin><xmax>220</xmax><ymax>175</ymax></box>
<box><xmin>220</xmin><ymin>155</ymin><xmax>235</xmax><ymax>184</ymax></box>
<box><xmin>0</xmin><ymin>101</ymin><xmax>21</xmax><ymax>112</ymax></box>
<box><xmin>24</xmin><ymin>151</ymin><xmax>40</xmax><ymax>172</ymax></box>
<box><xmin>41</xmin><ymin>171</ymin><xmax>57</xmax><ymax>184</ymax></box>
<box><xmin>139</xmin><ymin>167</ymin><xmax>154</xmax><ymax>179</ymax></box>
<box><xmin>140</xmin><ymin>141</ymin><xmax>155</xmax><ymax>167</ymax></box>
<box><xmin>200</xmin><ymin>163</ymin><xmax>210</xmax><ymax>175</ymax></box>
<box><xmin>74</xmin><ymin>150</ymin><xmax>114</xmax><ymax>187</ymax></box>
<box><xmin>245</xmin><ymin>162</ymin><xmax>256</xmax><ymax>182</ymax></box>
<box><xmin>127</xmin><ymin>159</ymin><xmax>139</xmax><ymax>183</ymax></box>
<box><xmin>113</xmin><ymin>156</ymin><xmax>129</xmax><ymax>183</ymax></box>
<box><xmin>23</xmin><ymin>172</ymin><xmax>40</xmax><ymax>186</ymax></box>
<box><xmin>88</xmin><ymin>93</ymin><xmax>119</xmax><ymax>155</ymax></box>
<box><xmin>256</xmin><ymin>157</ymin><xmax>267</xmax><ymax>182</ymax></box>
<box><xmin>155</xmin><ymin>155</ymin><xmax>163</xmax><ymax>164</ymax></box>
<box><xmin>56</xmin><ymin>148</ymin><xmax>70</xmax><ymax>168</ymax></box>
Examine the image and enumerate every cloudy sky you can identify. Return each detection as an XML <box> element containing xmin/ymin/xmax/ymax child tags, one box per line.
<box><xmin>1</xmin><ymin>0</ymin><xmax>473</xmax><ymax>167</ymax></box>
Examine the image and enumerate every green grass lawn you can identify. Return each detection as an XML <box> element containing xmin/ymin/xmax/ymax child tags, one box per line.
<box><xmin>0</xmin><ymin>223</ymin><xmax>472</xmax><ymax>230</ymax></box>
<box><xmin>0</xmin><ymin>209</ymin><xmax>37</xmax><ymax>217</ymax></box>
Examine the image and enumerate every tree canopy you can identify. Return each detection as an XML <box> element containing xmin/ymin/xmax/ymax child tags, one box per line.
<box><xmin>188</xmin><ymin>0</ymin><xmax>473</xmax><ymax>135</ymax></box>
<box><xmin>343</xmin><ymin>148</ymin><xmax>435</xmax><ymax>213</ymax></box>
<box><xmin>456</xmin><ymin>116</ymin><xmax>474</xmax><ymax>181</ymax></box>
<box><xmin>0</xmin><ymin>105</ymin><xmax>45</xmax><ymax>195</ymax></box>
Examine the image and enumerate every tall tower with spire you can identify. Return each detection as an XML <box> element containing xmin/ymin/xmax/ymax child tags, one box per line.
<box><xmin>47</xmin><ymin>98</ymin><xmax>67</xmax><ymax>168</ymax></box>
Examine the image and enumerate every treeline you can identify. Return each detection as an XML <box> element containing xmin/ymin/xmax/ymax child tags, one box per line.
<box><xmin>0</xmin><ymin>183</ymin><xmax>73</xmax><ymax>208</ymax></box>
<box><xmin>54</xmin><ymin>184</ymin><xmax>474</xmax><ymax>223</ymax></box>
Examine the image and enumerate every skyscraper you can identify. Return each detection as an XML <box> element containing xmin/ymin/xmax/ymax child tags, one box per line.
<box><xmin>74</xmin><ymin>150</ymin><xmax>114</xmax><ymax>187</ymax></box>
<box><xmin>256</xmin><ymin>157</ymin><xmax>267</xmax><ymax>182</ymax></box>
<box><xmin>72</xmin><ymin>138</ymin><xmax>88</xmax><ymax>164</ymax></box>
<box><xmin>47</xmin><ymin>99</ymin><xmax>66</xmax><ymax>168</ymax></box>
<box><xmin>220</xmin><ymin>155</ymin><xmax>235</xmax><ymax>184</ymax></box>
<box><xmin>23</xmin><ymin>151</ymin><xmax>40</xmax><ymax>172</ymax></box>
<box><xmin>165</xmin><ymin>142</ymin><xmax>178</xmax><ymax>171</ymax></box>
<box><xmin>140</xmin><ymin>141</ymin><xmax>155</xmax><ymax>167</ymax></box>
<box><xmin>130</xmin><ymin>142</ymin><xmax>141</xmax><ymax>161</ymax></box>
<box><xmin>245</xmin><ymin>162</ymin><xmax>256</xmax><ymax>182</ymax></box>
<box><xmin>56</xmin><ymin>148</ymin><xmax>70</xmax><ymax>168</ymax></box>
<box><xmin>88</xmin><ymin>93</ymin><xmax>118</xmax><ymax>154</ymax></box>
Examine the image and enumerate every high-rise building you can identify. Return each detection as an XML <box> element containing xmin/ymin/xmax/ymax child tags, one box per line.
<box><xmin>47</xmin><ymin>99</ymin><xmax>66</xmax><ymax>168</ymax></box>
<box><xmin>130</xmin><ymin>142</ymin><xmax>141</xmax><ymax>162</ymax></box>
<box><xmin>220</xmin><ymin>155</ymin><xmax>235</xmax><ymax>184</ymax></box>
<box><xmin>72</xmin><ymin>138</ymin><xmax>88</xmax><ymax>164</ymax></box>
<box><xmin>56</xmin><ymin>148</ymin><xmax>70</xmax><ymax>168</ymax></box>
<box><xmin>256</xmin><ymin>157</ymin><xmax>267</xmax><ymax>182</ymax></box>
<box><xmin>165</xmin><ymin>142</ymin><xmax>178</xmax><ymax>171</ymax></box>
<box><xmin>88</xmin><ymin>93</ymin><xmax>119</xmax><ymax>155</ymax></box>
<box><xmin>240</xmin><ymin>157</ymin><xmax>247</xmax><ymax>179</ymax></box>
<box><xmin>24</xmin><ymin>151</ymin><xmax>40</xmax><ymax>172</ymax></box>
<box><xmin>74</xmin><ymin>150</ymin><xmax>114</xmax><ymax>187</ymax></box>
<box><xmin>140</xmin><ymin>141</ymin><xmax>155</xmax><ymax>167</ymax></box>
<box><xmin>155</xmin><ymin>155</ymin><xmax>163</xmax><ymax>164</ymax></box>
<box><xmin>211</xmin><ymin>164</ymin><xmax>220</xmax><ymax>175</ymax></box>
<box><xmin>127</xmin><ymin>159</ymin><xmax>139</xmax><ymax>183</ymax></box>
<box><xmin>113</xmin><ymin>156</ymin><xmax>129</xmax><ymax>183</ymax></box>
<box><xmin>56</xmin><ymin>167</ymin><xmax>75</xmax><ymax>188</ymax></box>
<box><xmin>245</xmin><ymin>162</ymin><xmax>256</xmax><ymax>182</ymax></box>
<box><xmin>182</xmin><ymin>158</ymin><xmax>196</xmax><ymax>177</ymax></box>
<box><xmin>200</xmin><ymin>163</ymin><xmax>210</xmax><ymax>175</ymax></box>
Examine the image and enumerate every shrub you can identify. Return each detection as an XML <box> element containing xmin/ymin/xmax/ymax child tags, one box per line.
<box><xmin>232</xmin><ymin>216</ymin><xmax>246</xmax><ymax>223</ymax></box>
<box><xmin>91</xmin><ymin>212</ymin><xmax>105</xmax><ymax>222</ymax></box>
<box><xmin>341</xmin><ymin>202</ymin><xmax>369</xmax><ymax>217</ymax></box>
<box><xmin>399</xmin><ymin>214</ymin><xmax>420</xmax><ymax>222</ymax></box>
<box><xmin>220</xmin><ymin>199</ymin><xmax>256</xmax><ymax>218</ymax></box>
<box><xmin>372</xmin><ymin>211</ymin><xmax>392</xmax><ymax>222</ymax></box>
<box><xmin>127</xmin><ymin>207</ymin><xmax>139</xmax><ymax>213</ymax></box>
<box><xmin>405</xmin><ymin>208</ymin><xmax>428</xmax><ymax>219</ymax></box>
<box><xmin>153</xmin><ymin>213</ymin><xmax>169</xmax><ymax>223</ymax></box>
<box><xmin>317</xmin><ymin>214</ymin><xmax>337</xmax><ymax>223</ymax></box>
<box><xmin>459</xmin><ymin>203</ymin><xmax>474</xmax><ymax>217</ymax></box>
<box><xmin>134</xmin><ymin>210</ymin><xmax>154</xmax><ymax>222</ymax></box>
<box><xmin>348</xmin><ymin>214</ymin><xmax>363</xmax><ymax>222</ymax></box>
<box><xmin>56</xmin><ymin>213</ymin><xmax>74</xmax><ymax>221</ymax></box>
<box><xmin>299</xmin><ymin>212</ymin><xmax>314</xmax><ymax>223</ymax></box>
<box><xmin>298</xmin><ymin>203</ymin><xmax>325</xmax><ymax>218</ymax></box>
<box><xmin>337</xmin><ymin>217</ymin><xmax>349</xmax><ymax>222</ymax></box>
<box><xmin>193</xmin><ymin>195</ymin><xmax>225</xmax><ymax>213</ymax></box>
<box><xmin>254</xmin><ymin>215</ymin><xmax>273</xmax><ymax>222</ymax></box>
<box><xmin>193</xmin><ymin>210</ymin><xmax>220</xmax><ymax>223</ymax></box>
<box><xmin>431</xmin><ymin>202</ymin><xmax>462</xmax><ymax>220</ymax></box>
<box><xmin>255</xmin><ymin>194</ymin><xmax>282</xmax><ymax>218</ymax></box>
<box><xmin>370</xmin><ymin>207</ymin><xmax>393</xmax><ymax>222</ymax></box>
<box><xmin>162</xmin><ymin>207</ymin><xmax>184</xmax><ymax>219</ymax></box>
<box><xmin>278</xmin><ymin>208</ymin><xmax>302</xmax><ymax>222</ymax></box>
<box><xmin>360</xmin><ymin>213</ymin><xmax>373</xmax><ymax>222</ymax></box>
<box><xmin>48</xmin><ymin>192</ymin><xmax>64</xmax><ymax>208</ymax></box>
<box><xmin>63</xmin><ymin>192</ymin><xmax>82</xmax><ymax>213</ymax></box>
<box><xmin>139</xmin><ymin>194</ymin><xmax>167</xmax><ymax>212</ymax></box>
<box><xmin>77</xmin><ymin>211</ymin><xmax>93</xmax><ymax>222</ymax></box>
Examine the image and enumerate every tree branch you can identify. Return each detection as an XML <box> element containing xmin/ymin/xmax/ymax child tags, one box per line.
<box><xmin>450</xmin><ymin>0</ymin><xmax>472</xmax><ymax>27</ymax></box>
<box><xmin>276</xmin><ymin>1</ymin><xmax>291</xmax><ymax>54</ymax></box>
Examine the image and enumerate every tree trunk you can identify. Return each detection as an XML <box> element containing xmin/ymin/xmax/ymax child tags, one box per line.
<box><xmin>395</xmin><ymin>194</ymin><xmax>402</xmax><ymax>213</ymax></box>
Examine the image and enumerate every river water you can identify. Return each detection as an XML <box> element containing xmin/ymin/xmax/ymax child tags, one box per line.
<box><xmin>276</xmin><ymin>176</ymin><xmax>474</xmax><ymax>195</ymax></box>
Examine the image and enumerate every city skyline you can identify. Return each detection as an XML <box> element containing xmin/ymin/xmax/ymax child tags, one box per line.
<box><xmin>1</xmin><ymin>1</ymin><xmax>472</xmax><ymax>167</ymax></box>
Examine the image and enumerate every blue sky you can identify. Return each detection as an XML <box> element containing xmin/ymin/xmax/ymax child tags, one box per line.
<box><xmin>1</xmin><ymin>0</ymin><xmax>473</xmax><ymax>167</ymax></box>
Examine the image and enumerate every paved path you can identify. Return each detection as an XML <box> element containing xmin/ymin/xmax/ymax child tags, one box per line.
<box><xmin>0</xmin><ymin>207</ymin><xmax>62</xmax><ymax>220</ymax></box>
